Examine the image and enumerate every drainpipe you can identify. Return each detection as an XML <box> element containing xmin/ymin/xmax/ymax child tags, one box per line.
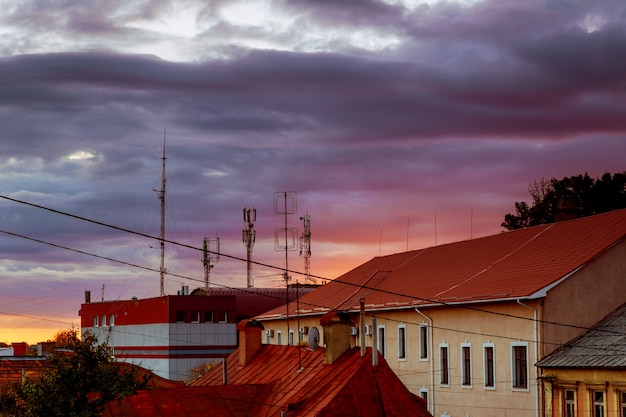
<box><xmin>415</xmin><ymin>307</ymin><xmax>434</xmax><ymax>414</ymax></box>
<box><xmin>517</xmin><ymin>299</ymin><xmax>539</xmax><ymax>417</ymax></box>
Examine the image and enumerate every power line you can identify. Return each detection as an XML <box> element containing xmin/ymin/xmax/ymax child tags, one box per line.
<box><xmin>1</xmin><ymin>194</ymin><xmax>623</xmax><ymax>339</ymax></box>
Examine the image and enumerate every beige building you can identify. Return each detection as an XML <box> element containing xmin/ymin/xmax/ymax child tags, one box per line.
<box><xmin>256</xmin><ymin>209</ymin><xmax>626</xmax><ymax>417</ymax></box>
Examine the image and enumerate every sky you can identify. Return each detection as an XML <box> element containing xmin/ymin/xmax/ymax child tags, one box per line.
<box><xmin>0</xmin><ymin>0</ymin><xmax>625</xmax><ymax>344</ymax></box>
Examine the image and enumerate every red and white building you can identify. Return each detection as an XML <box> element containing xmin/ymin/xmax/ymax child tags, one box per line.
<box><xmin>79</xmin><ymin>294</ymin><xmax>237</xmax><ymax>381</ymax></box>
<box><xmin>79</xmin><ymin>286</ymin><xmax>318</xmax><ymax>381</ymax></box>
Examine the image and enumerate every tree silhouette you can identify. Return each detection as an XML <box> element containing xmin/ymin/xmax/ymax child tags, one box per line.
<box><xmin>502</xmin><ymin>172</ymin><xmax>626</xmax><ymax>230</ymax></box>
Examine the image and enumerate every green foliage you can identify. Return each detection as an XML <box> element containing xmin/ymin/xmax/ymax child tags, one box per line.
<box><xmin>502</xmin><ymin>172</ymin><xmax>626</xmax><ymax>230</ymax></box>
<box><xmin>0</xmin><ymin>331</ymin><xmax>149</xmax><ymax>417</ymax></box>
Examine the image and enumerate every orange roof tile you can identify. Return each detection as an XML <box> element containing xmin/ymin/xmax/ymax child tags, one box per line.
<box><xmin>259</xmin><ymin>209</ymin><xmax>626</xmax><ymax>317</ymax></box>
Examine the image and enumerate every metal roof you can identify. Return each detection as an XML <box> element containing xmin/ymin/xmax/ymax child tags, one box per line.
<box><xmin>257</xmin><ymin>209</ymin><xmax>626</xmax><ymax>318</ymax></box>
<box><xmin>537</xmin><ymin>302</ymin><xmax>626</xmax><ymax>369</ymax></box>
<box><xmin>104</xmin><ymin>345</ymin><xmax>433</xmax><ymax>416</ymax></box>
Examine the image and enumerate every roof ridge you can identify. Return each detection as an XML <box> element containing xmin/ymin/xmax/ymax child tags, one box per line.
<box><xmin>334</xmin><ymin>270</ymin><xmax>391</xmax><ymax>310</ymax></box>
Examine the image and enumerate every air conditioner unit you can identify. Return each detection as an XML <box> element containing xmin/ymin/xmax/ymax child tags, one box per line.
<box><xmin>350</xmin><ymin>326</ymin><xmax>359</xmax><ymax>336</ymax></box>
<box><xmin>364</xmin><ymin>325</ymin><xmax>373</xmax><ymax>335</ymax></box>
<box><xmin>300</xmin><ymin>326</ymin><xmax>309</xmax><ymax>335</ymax></box>
<box><xmin>265</xmin><ymin>330</ymin><xmax>274</xmax><ymax>337</ymax></box>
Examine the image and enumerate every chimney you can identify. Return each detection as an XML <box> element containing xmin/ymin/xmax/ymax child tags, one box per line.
<box><xmin>320</xmin><ymin>311</ymin><xmax>351</xmax><ymax>364</ymax></box>
<box><xmin>237</xmin><ymin>319</ymin><xmax>264</xmax><ymax>367</ymax></box>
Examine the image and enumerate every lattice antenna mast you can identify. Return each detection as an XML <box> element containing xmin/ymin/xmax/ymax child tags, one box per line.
<box><xmin>242</xmin><ymin>207</ymin><xmax>257</xmax><ymax>288</ymax></box>
<box><xmin>274</xmin><ymin>192</ymin><xmax>298</xmax><ymax>337</ymax></box>
<box><xmin>155</xmin><ymin>131</ymin><xmax>167</xmax><ymax>296</ymax></box>
<box><xmin>299</xmin><ymin>211</ymin><xmax>312</xmax><ymax>283</ymax></box>
<box><xmin>202</xmin><ymin>236</ymin><xmax>220</xmax><ymax>290</ymax></box>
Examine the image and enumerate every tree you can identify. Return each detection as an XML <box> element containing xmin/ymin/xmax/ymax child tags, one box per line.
<box><xmin>50</xmin><ymin>326</ymin><xmax>80</xmax><ymax>348</ymax></box>
<box><xmin>0</xmin><ymin>331</ymin><xmax>148</xmax><ymax>417</ymax></box>
<box><xmin>502</xmin><ymin>171</ymin><xmax>626</xmax><ymax>230</ymax></box>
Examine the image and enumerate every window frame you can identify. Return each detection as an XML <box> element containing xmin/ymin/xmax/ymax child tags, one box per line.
<box><xmin>593</xmin><ymin>390</ymin><xmax>605</xmax><ymax>417</ymax></box>
<box><xmin>564</xmin><ymin>388</ymin><xmax>575</xmax><ymax>417</ymax></box>
<box><xmin>377</xmin><ymin>324</ymin><xmax>386</xmax><ymax>358</ymax></box>
<box><xmin>483</xmin><ymin>342</ymin><xmax>495</xmax><ymax>390</ymax></box>
<box><xmin>419</xmin><ymin>324</ymin><xmax>429</xmax><ymax>361</ymax></box>
<box><xmin>288</xmin><ymin>329</ymin><xmax>294</xmax><ymax>346</ymax></box>
<box><xmin>276</xmin><ymin>330</ymin><xmax>282</xmax><ymax>345</ymax></box>
<box><xmin>461</xmin><ymin>342</ymin><xmax>472</xmax><ymax>388</ymax></box>
<box><xmin>398</xmin><ymin>324</ymin><xmax>407</xmax><ymax>361</ymax></box>
<box><xmin>419</xmin><ymin>387</ymin><xmax>429</xmax><ymax>412</ymax></box>
<box><xmin>109</xmin><ymin>314</ymin><xmax>115</xmax><ymax>327</ymax></box>
<box><xmin>205</xmin><ymin>311</ymin><xmax>214</xmax><ymax>323</ymax></box>
<box><xmin>511</xmin><ymin>342</ymin><xmax>529</xmax><ymax>391</ymax></box>
<box><xmin>190</xmin><ymin>311</ymin><xmax>201</xmax><ymax>323</ymax></box>
<box><xmin>439</xmin><ymin>343</ymin><xmax>450</xmax><ymax>387</ymax></box>
<box><xmin>217</xmin><ymin>311</ymin><xmax>228</xmax><ymax>323</ymax></box>
<box><xmin>93</xmin><ymin>315</ymin><xmax>99</xmax><ymax>327</ymax></box>
<box><xmin>175</xmin><ymin>310</ymin><xmax>187</xmax><ymax>323</ymax></box>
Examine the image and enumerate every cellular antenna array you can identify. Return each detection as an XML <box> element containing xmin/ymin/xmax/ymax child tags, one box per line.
<box><xmin>242</xmin><ymin>207</ymin><xmax>257</xmax><ymax>288</ymax></box>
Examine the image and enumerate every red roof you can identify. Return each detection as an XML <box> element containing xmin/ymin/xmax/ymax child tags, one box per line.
<box><xmin>104</xmin><ymin>345</ymin><xmax>431</xmax><ymax>417</ymax></box>
<box><xmin>258</xmin><ymin>209</ymin><xmax>626</xmax><ymax>317</ymax></box>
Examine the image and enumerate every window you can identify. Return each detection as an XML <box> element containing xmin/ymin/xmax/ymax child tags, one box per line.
<box><xmin>511</xmin><ymin>343</ymin><xmax>528</xmax><ymax>389</ymax></box>
<box><xmin>191</xmin><ymin>311</ymin><xmax>200</xmax><ymax>323</ymax></box>
<box><xmin>461</xmin><ymin>343</ymin><xmax>472</xmax><ymax>387</ymax></box>
<box><xmin>419</xmin><ymin>388</ymin><xmax>429</xmax><ymax>411</ymax></box>
<box><xmin>440</xmin><ymin>343</ymin><xmax>450</xmax><ymax>386</ymax></box>
<box><xmin>564</xmin><ymin>389</ymin><xmax>575</xmax><ymax>417</ymax></box>
<box><xmin>93</xmin><ymin>315</ymin><xmax>99</xmax><ymax>327</ymax></box>
<box><xmin>398</xmin><ymin>325</ymin><xmax>407</xmax><ymax>360</ymax></box>
<box><xmin>377</xmin><ymin>325</ymin><xmax>386</xmax><ymax>358</ymax></box>
<box><xmin>593</xmin><ymin>391</ymin><xmax>604</xmax><ymax>417</ymax></box>
<box><xmin>419</xmin><ymin>324</ymin><xmax>428</xmax><ymax>360</ymax></box>
<box><xmin>205</xmin><ymin>311</ymin><xmax>214</xmax><ymax>323</ymax></box>
<box><xmin>277</xmin><ymin>331</ymin><xmax>282</xmax><ymax>345</ymax></box>
<box><xmin>217</xmin><ymin>311</ymin><xmax>228</xmax><ymax>323</ymax></box>
<box><xmin>483</xmin><ymin>343</ymin><xmax>495</xmax><ymax>389</ymax></box>
<box><xmin>109</xmin><ymin>314</ymin><xmax>115</xmax><ymax>327</ymax></box>
<box><xmin>102</xmin><ymin>315</ymin><xmax>107</xmax><ymax>327</ymax></box>
<box><xmin>288</xmin><ymin>329</ymin><xmax>294</xmax><ymax>346</ymax></box>
<box><xmin>175</xmin><ymin>310</ymin><xmax>186</xmax><ymax>323</ymax></box>
<box><xmin>620</xmin><ymin>392</ymin><xmax>626</xmax><ymax>417</ymax></box>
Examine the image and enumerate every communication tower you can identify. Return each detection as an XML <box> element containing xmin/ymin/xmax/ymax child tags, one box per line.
<box><xmin>299</xmin><ymin>211</ymin><xmax>312</xmax><ymax>284</ymax></box>
<box><xmin>202</xmin><ymin>236</ymin><xmax>220</xmax><ymax>289</ymax></box>
<box><xmin>242</xmin><ymin>207</ymin><xmax>257</xmax><ymax>288</ymax></box>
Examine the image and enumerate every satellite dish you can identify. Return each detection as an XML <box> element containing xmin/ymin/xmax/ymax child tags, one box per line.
<box><xmin>307</xmin><ymin>327</ymin><xmax>320</xmax><ymax>350</ymax></box>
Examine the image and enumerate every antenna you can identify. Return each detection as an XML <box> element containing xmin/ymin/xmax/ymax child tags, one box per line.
<box><xmin>307</xmin><ymin>327</ymin><xmax>320</xmax><ymax>350</ymax></box>
<box><xmin>242</xmin><ymin>207</ymin><xmax>257</xmax><ymax>288</ymax></box>
<box><xmin>274</xmin><ymin>191</ymin><xmax>298</xmax><ymax>345</ymax></box>
<box><xmin>202</xmin><ymin>236</ymin><xmax>220</xmax><ymax>289</ymax></box>
<box><xmin>155</xmin><ymin>130</ymin><xmax>167</xmax><ymax>296</ymax></box>
<box><xmin>299</xmin><ymin>211</ymin><xmax>312</xmax><ymax>283</ymax></box>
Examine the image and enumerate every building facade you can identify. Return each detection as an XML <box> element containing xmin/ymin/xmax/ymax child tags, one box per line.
<box><xmin>80</xmin><ymin>294</ymin><xmax>237</xmax><ymax>381</ymax></box>
<box><xmin>256</xmin><ymin>209</ymin><xmax>626</xmax><ymax>417</ymax></box>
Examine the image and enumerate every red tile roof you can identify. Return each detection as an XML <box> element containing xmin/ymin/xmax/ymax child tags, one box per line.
<box><xmin>259</xmin><ymin>209</ymin><xmax>626</xmax><ymax>317</ymax></box>
<box><xmin>104</xmin><ymin>345</ymin><xmax>431</xmax><ymax>416</ymax></box>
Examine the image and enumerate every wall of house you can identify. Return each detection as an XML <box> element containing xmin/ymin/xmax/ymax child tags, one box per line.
<box><xmin>543</xmin><ymin>239</ymin><xmax>626</xmax><ymax>357</ymax></box>
<box><xmin>260</xmin><ymin>300</ymin><xmax>543</xmax><ymax>417</ymax></box>
<box><xmin>540</xmin><ymin>368</ymin><xmax>626</xmax><ymax>417</ymax></box>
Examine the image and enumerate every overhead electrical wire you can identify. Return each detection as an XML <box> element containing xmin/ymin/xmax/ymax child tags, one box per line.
<box><xmin>0</xmin><ymin>194</ymin><xmax>624</xmax><ymax>340</ymax></box>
